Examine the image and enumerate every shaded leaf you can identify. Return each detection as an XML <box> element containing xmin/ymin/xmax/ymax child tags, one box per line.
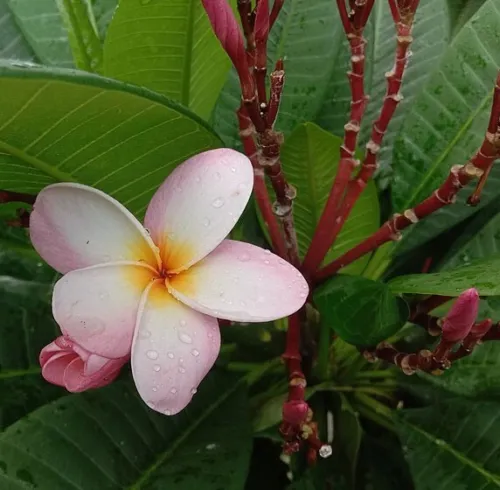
<box><xmin>103</xmin><ymin>0</ymin><xmax>234</xmax><ymax>119</ymax></box>
<box><xmin>0</xmin><ymin>63</ymin><xmax>220</xmax><ymax>218</ymax></box>
<box><xmin>315</xmin><ymin>275</ymin><xmax>409</xmax><ymax>346</ymax></box>
<box><xmin>7</xmin><ymin>0</ymin><xmax>73</xmax><ymax>67</ymax></box>
<box><xmin>397</xmin><ymin>396</ymin><xmax>500</xmax><ymax>490</ymax></box>
<box><xmin>276</xmin><ymin>123</ymin><xmax>380</xmax><ymax>274</ymax></box>
<box><xmin>389</xmin><ymin>256</ymin><xmax>500</xmax><ymax>296</ymax></box>
<box><xmin>0</xmin><ymin>0</ymin><xmax>36</xmax><ymax>61</ymax></box>
<box><xmin>0</xmin><ymin>371</ymin><xmax>253</xmax><ymax>488</ymax></box>
<box><xmin>91</xmin><ymin>0</ymin><xmax>117</xmax><ymax>39</ymax></box>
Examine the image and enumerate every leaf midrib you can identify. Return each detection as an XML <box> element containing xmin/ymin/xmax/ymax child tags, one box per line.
<box><xmin>181</xmin><ymin>0</ymin><xmax>196</xmax><ymax>106</ymax></box>
<box><xmin>404</xmin><ymin>420</ymin><xmax>500</xmax><ymax>486</ymax></box>
<box><xmin>127</xmin><ymin>379</ymin><xmax>244</xmax><ymax>489</ymax></box>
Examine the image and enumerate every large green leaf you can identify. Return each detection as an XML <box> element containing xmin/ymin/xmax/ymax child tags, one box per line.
<box><xmin>279</xmin><ymin>123</ymin><xmax>380</xmax><ymax>274</ymax></box>
<box><xmin>391</xmin><ymin>0</ymin><xmax>500</xmax><ymax>237</ymax></box>
<box><xmin>7</xmin><ymin>0</ymin><xmax>73</xmax><ymax>67</ymax></box>
<box><xmin>423</xmin><ymin>342</ymin><xmax>500</xmax><ymax>399</ymax></box>
<box><xmin>0</xmin><ymin>63</ymin><xmax>220</xmax><ymax>217</ymax></box>
<box><xmin>448</xmin><ymin>0</ymin><xmax>488</xmax><ymax>35</ymax></box>
<box><xmin>212</xmin><ymin>0</ymin><xmax>342</xmax><ymax>147</ymax></box>
<box><xmin>389</xmin><ymin>256</ymin><xmax>500</xmax><ymax>296</ymax></box>
<box><xmin>103</xmin><ymin>0</ymin><xmax>234</xmax><ymax>120</ymax></box>
<box><xmin>315</xmin><ymin>275</ymin><xmax>409</xmax><ymax>346</ymax></box>
<box><xmin>317</xmin><ymin>0</ymin><xmax>450</xmax><ymax>187</ymax></box>
<box><xmin>0</xmin><ymin>0</ymin><xmax>36</xmax><ymax>61</ymax></box>
<box><xmin>91</xmin><ymin>0</ymin><xmax>117</xmax><ymax>40</ymax></box>
<box><xmin>0</xmin><ymin>224</ymin><xmax>62</xmax><ymax>431</ymax></box>
<box><xmin>397</xmin><ymin>397</ymin><xmax>500</xmax><ymax>489</ymax></box>
<box><xmin>0</xmin><ymin>371</ymin><xmax>253</xmax><ymax>488</ymax></box>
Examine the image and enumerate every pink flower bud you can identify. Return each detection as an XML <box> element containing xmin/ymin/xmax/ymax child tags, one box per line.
<box><xmin>441</xmin><ymin>288</ymin><xmax>479</xmax><ymax>342</ymax></box>
<box><xmin>283</xmin><ymin>400</ymin><xmax>309</xmax><ymax>426</ymax></box>
<box><xmin>469</xmin><ymin>318</ymin><xmax>493</xmax><ymax>339</ymax></box>
<box><xmin>201</xmin><ymin>0</ymin><xmax>253</xmax><ymax>97</ymax></box>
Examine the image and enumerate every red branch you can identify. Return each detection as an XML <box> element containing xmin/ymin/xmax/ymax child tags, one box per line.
<box><xmin>0</xmin><ymin>189</ymin><xmax>36</xmax><ymax>205</ymax></box>
<box><xmin>237</xmin><ymin>106</ymin><xmax>287</xmax><ymax>258</ymax></box>
<box><xmin>302</xmin><ymin>0</ymin><xmax>373</xmax><ymax>276</ymax></box>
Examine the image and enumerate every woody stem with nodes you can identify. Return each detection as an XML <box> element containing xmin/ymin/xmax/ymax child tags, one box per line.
<box><xmin>202</xmin><ymin>0</ymin><xmax>330</xmax><ymax>459</ymax></box>
<box><xmin>303</xmin><ymin>0</ymin><xmax>418</xmax><ymax>278</ymax></box>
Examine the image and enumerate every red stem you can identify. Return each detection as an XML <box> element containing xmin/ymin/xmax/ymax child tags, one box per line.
<box><xmin>0</xmin><ymin>189</ymin><xmax>36</xmax><ymax>205</ymax></box>
<box><xmin>269</xmin><ymin>0</ymin><xmax>285</xmax><ymax>29</ymax></box>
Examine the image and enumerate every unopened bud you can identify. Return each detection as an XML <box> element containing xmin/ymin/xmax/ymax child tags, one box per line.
<box><xmin>469</xmin><ymin>318</ymin><xmax>493</xmax><ymax>339</ymax></box>
<box><xmin>282</xmin><ymin>400</ymin><xmax>309</xmax><ymax>426</ymax></box>
<box><xmin>254</xmin><ymin>0</ymin><xmax>270</xmax><ymax>44</ymax></box>
<box><xmin>441</xmin><ymin>288</ymin><xmax>479</xmax><ymax>342</ymax></box>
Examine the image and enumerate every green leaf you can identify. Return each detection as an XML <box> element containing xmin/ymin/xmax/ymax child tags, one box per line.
<box><xmin>0</xmin><ymin>371</ymin><xmax>253</xmax><ymax>488</ymax></box>
<box><xmin>448</xmin><ymin>0</ymin><xmax>488</xmax><ymax>35</ymax></box>
<box><xmin>278</xmin><ymin>123</ymin><xmax>380</xmax><ymax>274</ymax></box>
<box><xmin>423</xmin><ymin>342</ymin><xmax>500</xmax><ymax>399</ymax></box>
<box><xmin>0</xmin><ymin>224</ymin><xmax>62</xmax><ymax>431</ymax></box>
<box><xmin>317</xmin><ymin>0</ymin><xmax>450</xmax><ymax>188</ymax></box>
<box><xmin>0</xmin><ymin>1</ymin><xmax>36</xmax><ymax>61</ymax></box>
<box><xmin>389</xmin><ymin>256</ymin><xmax>500</xmax><ymax>296</ymax></box>
<box><xmin>315</xmin><ymin>275</ymin><xmax>408</xmax><ymax>346</ymax></box>
<box><xmin>213</xmin><ymin>0</ymin><xmax>343</xmax><ymax>147</ymax></box>
<box><xmin>396</xmin><ymin>397</ymin><xmax>500</xmax><ymax>490</ymax></box>
<box><xmin>0</xmin><ymin>63</ymin><xmax>220</xmax><ymax>218</ymax></box>
<box><xmin>103</xmin><ymin>0</ymin><xmax>234</xmax><ymax>120</ymax></box>
<box><xmin>91</xmin><ymin>0</ymin><xmax>118</xmax><ymax>40</ymax></box>
<box><xmin>7</xmin><ymin>0</ymin><xmax>74</xmax><ymax>67</ymax></box>
<box><xmin>438</xmin><ymin>199</ymin><xmax>500</xmax><ymax>270</ymax></box>
<box><xmin>56</xmin><ymin>0</ymin><xmax>103</xmax><ymax>72</ymax></box>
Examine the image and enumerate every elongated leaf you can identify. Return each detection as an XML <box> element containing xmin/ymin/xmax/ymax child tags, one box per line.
<box><xmin>0</xmin><ymin>371</ymin><xmax>252</xmax><ymax>488</ymax></box>
<box><xmin>0</xmin><ymin>224</ymin><xmax>62</xmax><ymax>430</ymax></box>
<box><xmin>389</xmin><ymin>256</ymin><xmax>500</xmax><ymax>296</ymax></box>
<box><xmin>213</xmin><ymin>0</ymin><xmax>342</xmax><ymax>147</ymax></box>
<box><xmin>0</xmin><ymin>1</ymin><xmax>36</xmax><ymax>61</ymax></box>
<box><xmin>103</xmin><ymin>0</ymin><xmax>234</xmax><ymax>120</ymax></box>
<box><xmin>315</xmin><ymin>275</ymin><xmax>408</xmax><ymax>346</ymax></box>
<box><xmin>7</xmin><ymin>0</ymin><xmax>73</xmax><ymax>67</ymax></box>
<box><xmin>56</xmin><ymin>0</ymin><xmax>102</xmax><ymax>72</ymax></box>
<box><xmin>0</xmin><ymin>63</ymin><xmax>220</xmax><ymax>218</ymax></box>
<box><xmin>317</xmin><ymin>0</ymin><xmax>450</xmax><ymax>187</ymax></box>
<box><xmin>392</xmin><ymin>1</ymin><xmax>500</xmax><ymax>213</ymax></box>
<box><xmin>423</xmin><ymin>342</ymin><xmax>500</xmax><ymax>399</ymax></box>
<box><xmin>397</xmin><ymin>397</ymin><xmax>500</xmax><ymax>490</ymax></box>
<box><xmin>448</xmin><ymin>0</ymin><xmax>488</xmax><ymax>35</ymax></box>
<box><xmin>278</xmin><ymin>123</ymin><xmax>380</xmax><ymax>274</ymax></box>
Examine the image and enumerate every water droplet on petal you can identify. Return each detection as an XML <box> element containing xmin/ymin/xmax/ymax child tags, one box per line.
<box><xmin>180</xmin><ymin>320</ymin><xmax>187</xmax><ymax>327</ymax></box>
<box><xmin>192</xmin><ymin>349</ymin><xmax>200</xmax><ymax>357</ymax></box>
<box><xmin>152</xmin><ymin>387</ymin><xmax>157</xmax><ymax>392</ymax></box>
<box><xmin>202</xmin><ymin>217</ymin><xmax>211</xmax><ymax>227</ymax></box>
<box><xmin>167</xmin><ymin>352</ymin><xmax>175</xmax><ymax>359</ymax></box>
<box><xmin>212</xmin><ymin>197</ymin><xmax>225</xmax><ymax>208</ymax></box>
<box><xmin>148</xmin><ymin>401</ymin><xmax>156</xmax><ymax>409</ymax></box>
<box><xmin>179</xmin><ymin>358</ymin><xmax>184</xmax><ymax>364</ymax></box>
<box><xmin>140</xmin><ymin>329</ymin><xmax>151</xmax><ymax>339</ymax></box>
<box><xmin>164</xmin><ymin>409</ymin><xmax>172</xmax><ymax>415</ymax></box>
<box><xmin>146</xmin><ymin>350</ymin><xmax>159</xmax><ymax>360</ymax></box>
<box><xmin>214</xmin><ymin>171</ymin><xmax>222</xmax><ymax>180</ymax></box>
<box><xmin>153</xmin><ymin>365</ymin><xmax>161</xmax><ymax>372</ymax></box>
<box><xmin>179</xmin><ymin>332</ymin><xmax>193</xmax><ymax>344</ymax></box>
<box><xmin>231</xmin><ymin>167</ymin><xmax>237</xmax><ymax>173</ymax></box>
<box><xmin>178</xmin><ymin>366</ymin><xmax>186</xmax><ymax>373</ymax></box>
<box><xmin>264</xmin><ymin>260</ymin><xmax>270</xmax><ymax>265</ymax></box>
<box><xmin>170</xmin><ymin>387</ymin><xmax>178</xmax><ymax>394</ymax></box>
<box><xmin>191</xmin><ymin>388</ymin><xmax>198</xmax><ymax>395</ymax></box>
<box><xmin>299</xmin><ymin>292</ymin><xmax>307</xmax><ymax>298</ymax></box>
<box><xmin>238</xmin><ymin>253</ymin><xmax>250</xmax><ymax>262</ymax></box>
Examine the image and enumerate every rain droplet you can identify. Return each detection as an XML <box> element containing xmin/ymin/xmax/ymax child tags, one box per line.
<box><xmin>238</xmin><ymin>253</ymin><xmax>250</xmax><ymax>262</ymax></box>
<box><xmin>179</xmin><ymin>332</ymin><xmax>193</xmax><ymax>344</ymax></box>
<box><xmin>179</xmin><ymin>358</ymin><xmax>184</xmax><ymax>364</ymax></box>
<box><xmin>170</xmin><ymin>387</ymin><xmax>178</xmax><ymax>394</ymax></box>
<box><xmin>202</xmin><ymin>217</ymin><xmax>211</xmax><ymax>227</ymax></box>
<box><xmin>264</xmin><ymin>249</ymin><xmax>271</xmax><ymax>255</ymax></box>
<box><xmin>302</xmin><ymin>284</ymin><xmax>308</xmax><ymax>290</ymax></box>
<box><xmin>153</xmin><ymin>365</ymin><xmax>161</xmax><ymax>372</ymax></box>
<box><xmin>152</xmin><ymin>387</ymin><xmax>158</xmax><ymax>392</ymax></box>
<box><xmin>180</xmin><ymin>320</ymin><xmax>187</xmax><ymax>327</ymax></box>
<box><xmin>174</xmin><ymin>185</ymin><xmax>182</xmax><ymax>192</ymax></box>
<box><xmin>191</xmin><ymin>388</ymin><xmax>198</xmax><ymax>395</ymax></box>
<box><xmin>146</xmin><ymin>350</ymin><xmax>159</xmax><ymax>360</ymax></box>
<box><xmin>178</xmin><ymin>366</ymin><xmax>186</xmax><ymax>373</ymax></box>
<box><xmin>148</xmin><ymin>401</ymin><xmax>156</xmax><ymax>409</ymax></box>
<box><xmin>164</xmin><ymin>409</ymin><xmax>172</xmax><ymax>415</ymax></box>
<box><xmin>299</xmin><ymin>292</ymin><xmax>307</xmax><ymax>298</ymax></box>
<box><xmin>212</xmin><ymin>197</ymin><xmax>225</xmax><ymax>208</ymax></box>
<box><xmin>319</xmin><ymin>445</ymin><xmax>332</xmax><ymax>459</ymax></box>
<box><xmin>264</xmin><ymin>260</ymin><xmax>270</xmax><ymax>265</ymax></box>
<box><xmin>231</xmin><ymin>167</ymin><xmax>237</xmax><ymax>173</ymax></box>
<box><xmin>139</xmin><ymin>329</ymin><xmax>151</xmax><ymax>339</ymax></box>
<box><xmin>192</xmin><ymin>349</ymin><xmax>200</xmax><ymax>357</ymax></box>
<box><xmin>214</xmin><ymin>171</ymin><xmax>222</xmax><ymax>180</ymax></box>
<box><xmin>167</xmin><ymin>352</ymin><xmax>175</xmax><ymax>359</ymax></box>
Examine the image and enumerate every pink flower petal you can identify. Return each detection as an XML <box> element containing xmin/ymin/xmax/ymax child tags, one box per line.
<box><xmin>167</xmin><ymin>240</ymin><xmax>309</xmax><ymax>322</ymax></box>
<box><xmin>144</xmin><ymin>149</ymin><xmax>253</xmax><ymax>273</ymax></box>
<box><xmin>30</xmin><ymin>183</ymin><xmax>160</xmax><ymax>274</ymax></box>
<box><xmin>64</xmin><ymin>356</ymin><xmax>124</xmax><ymax>392</ymax></box>
<box><xmin>52</xmin><ymin>262</ymin><xmax>155</xmax><ymax>359</ymax></box>
<box><xmin>41</xmin><ymin>351</ymin><xmax>75</xmax><ymax>387</ymax></box>
<box><xmin>131</xmin><ymin>281</ymin><xmax>220</xmax><ymax>416</ymax></box>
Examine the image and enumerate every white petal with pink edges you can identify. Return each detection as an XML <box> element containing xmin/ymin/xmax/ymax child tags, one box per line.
<box><xmin>168</xmin><ymin>240</ymin><xmax>309</xmax><ymax>322</ymax></box>
<box><xmin>30</xmin><ymin>183</ymin><xmax>160</xmax><ymax>274</ymax></box>
<box><xmin>131</xmin><ymin>282</ymin><xmax>220</xmax><ymax>416</ymax></box>
<box><xmin>52</xmin><ymin>262</ymin><xmax>155</xmax><ymax>359</ymax></box>
<box><xmin>144</xmin><ymin>149</ymin><xmax>253</xmax><ymax>273</ymax></box>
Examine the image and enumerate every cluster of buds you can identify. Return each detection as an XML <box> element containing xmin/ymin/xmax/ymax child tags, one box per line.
<box><xmin>365</xmin><ymin>288</ymin><xmax>499</xmax><ymax>374</ymax></box>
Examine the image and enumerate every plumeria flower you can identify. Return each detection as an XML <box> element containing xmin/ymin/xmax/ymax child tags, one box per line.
<box><xmin>31</xmin><ymin>149</ymin><xmax>308</xmax><ymax>415</ymax></box>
